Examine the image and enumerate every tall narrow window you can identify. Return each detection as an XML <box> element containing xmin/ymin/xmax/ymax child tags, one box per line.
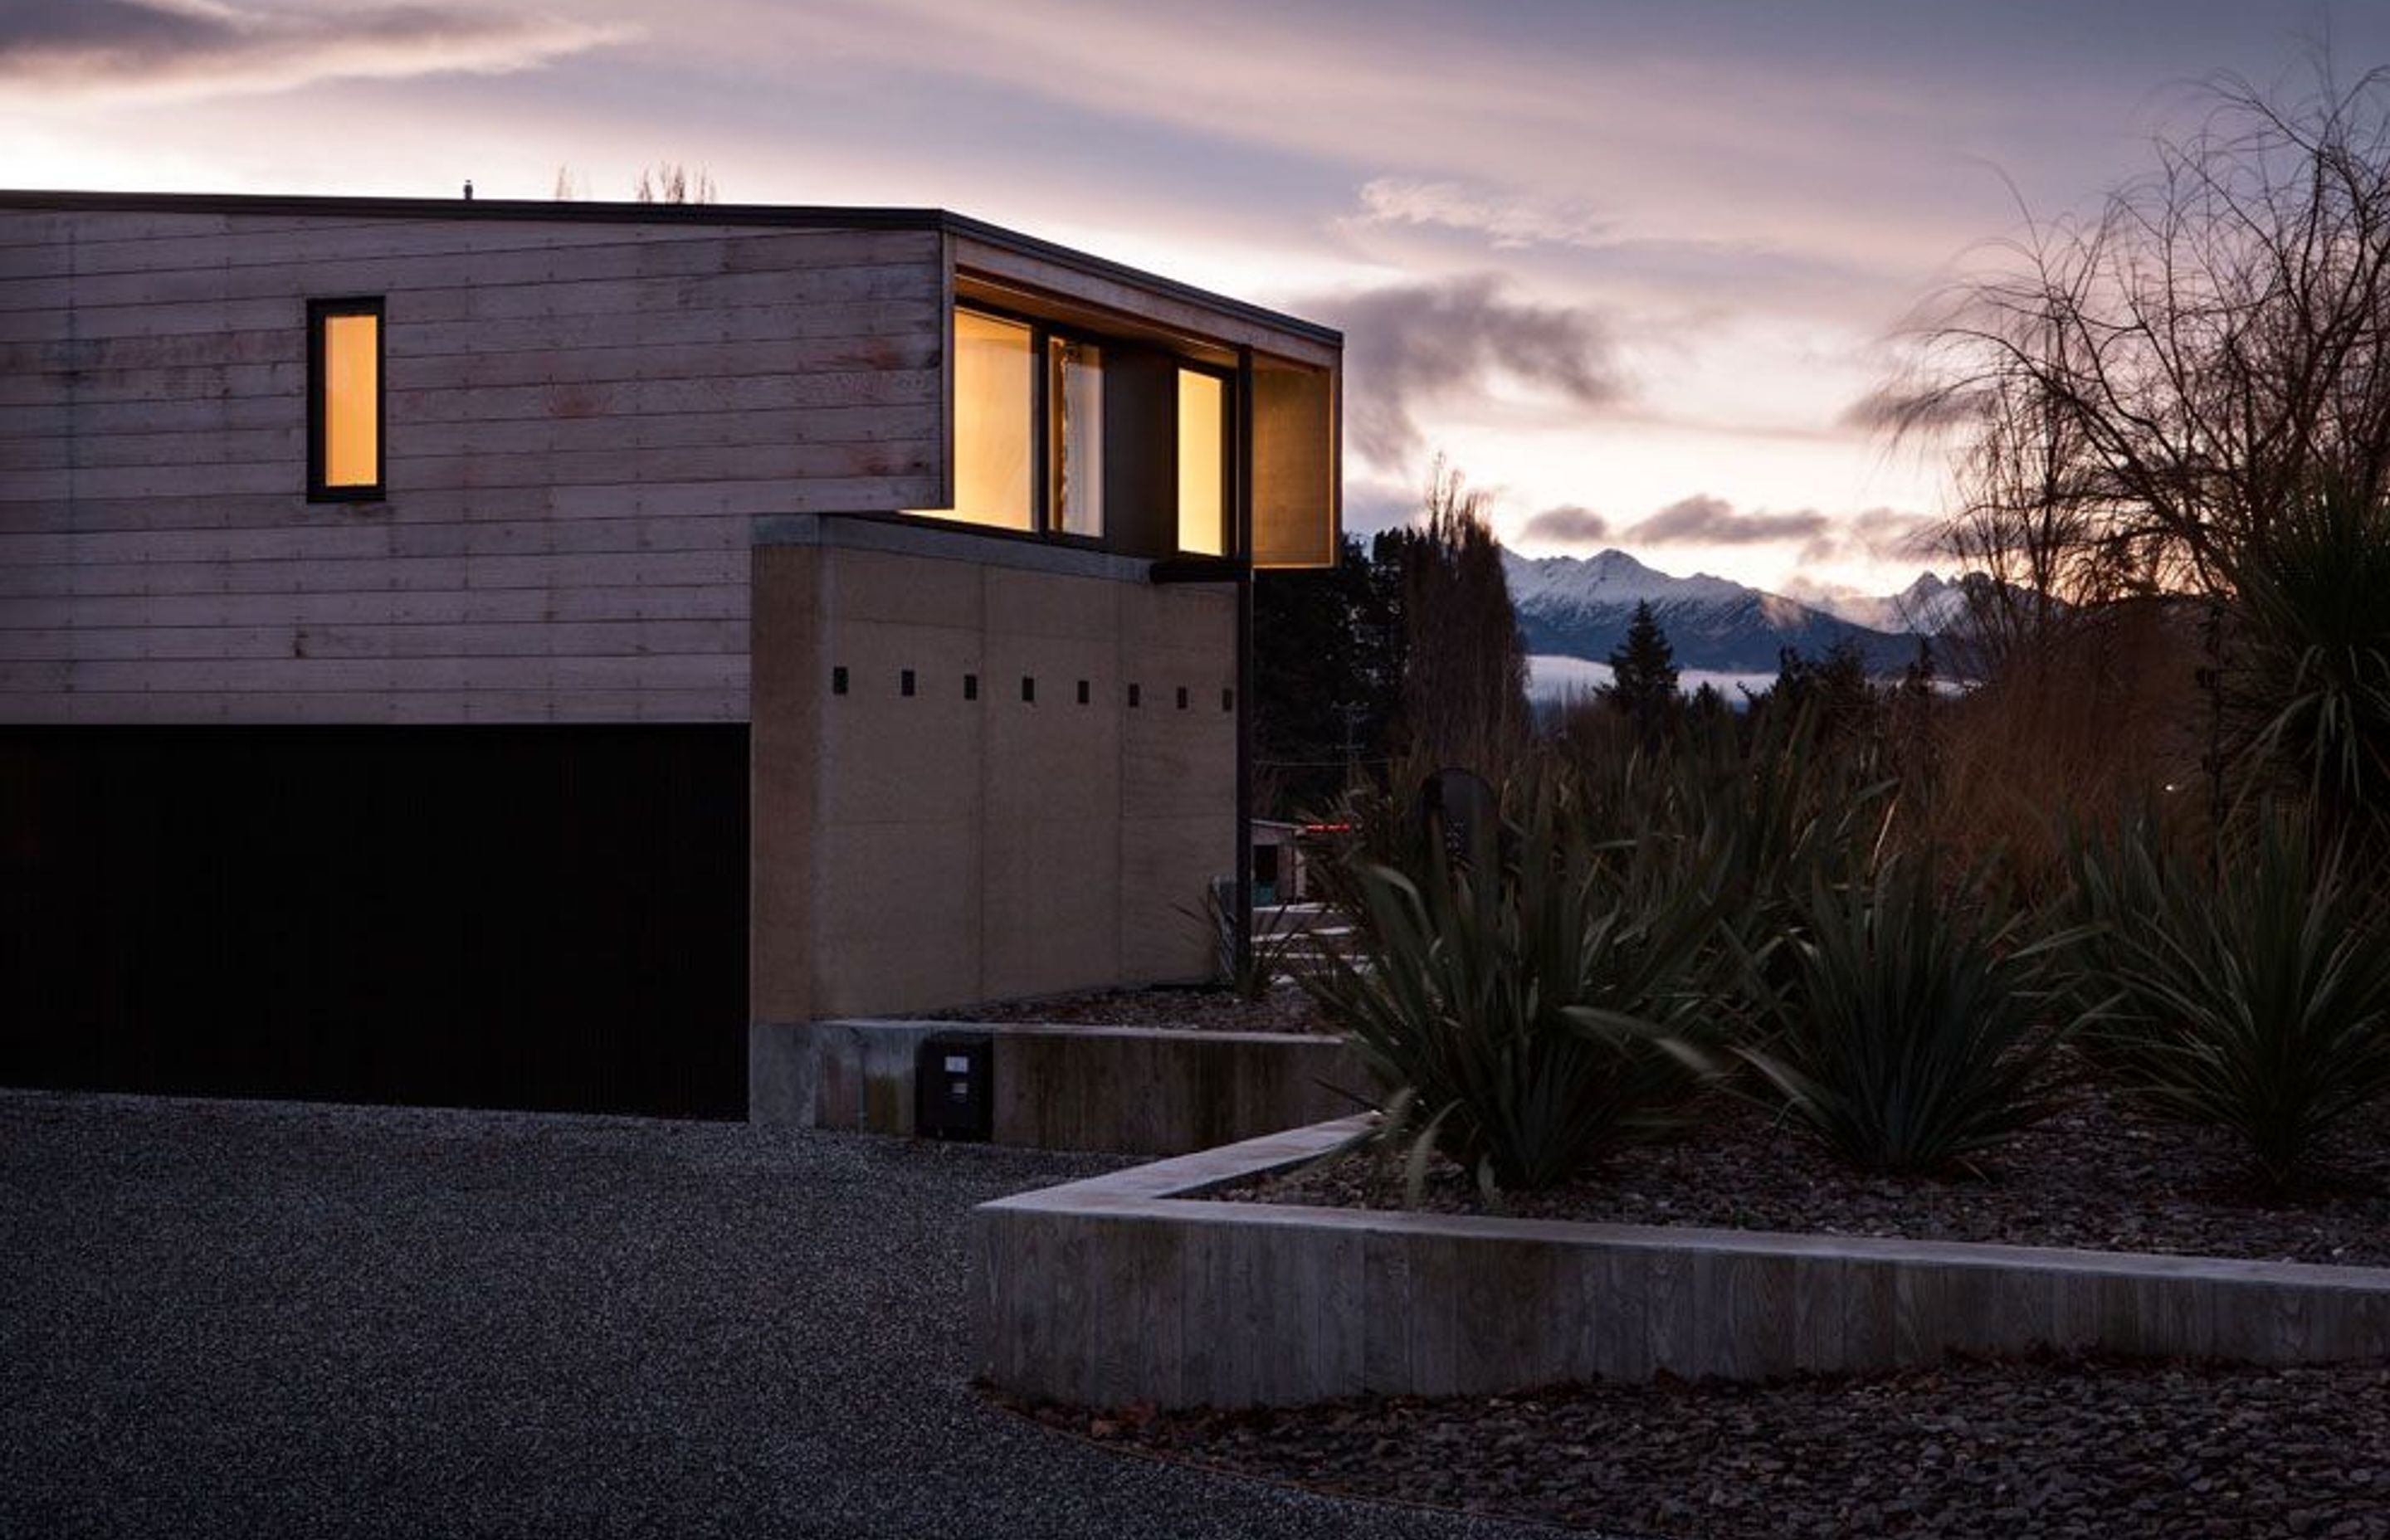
<box><xmin>1177</xmin><ymin>368</ymin><xmax>1227</xmax><ymax>556</ymax></box>
<box><xmin>309</xmin><ymin>298</ymin><xmax>383</xmax><ymax>500</ymax></box>
<box><xmin>1050</xmin><ymin>337</ymin><xmax>1105</xmax><ymax>538</ymax></box>
<box><xmin>927</xmin><ymin>309</ymin><xmax>1036</xmax><ymax>530</ymax></box>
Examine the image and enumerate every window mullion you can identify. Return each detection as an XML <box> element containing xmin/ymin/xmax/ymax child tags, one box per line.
<box><xmin>1032</xmin><ymin>323</ymin><xmax>1052</xmax><ymax>537</ymax></box>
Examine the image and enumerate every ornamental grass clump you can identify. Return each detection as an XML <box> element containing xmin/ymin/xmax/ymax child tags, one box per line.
<box><xmin>1739</xmin><ymin>858</ymin><xmax>2073</xmax><ymax>1177</ymax></box>
<box><xmin>1306</xmin><ymin>768</ymin><xmax>1725</xmax><ymax>1195</ymax></box>
<box><xmin>2066</xmin><ymin>811</ymin><xmax>2390</xmax><ymax>1189</ymax></box>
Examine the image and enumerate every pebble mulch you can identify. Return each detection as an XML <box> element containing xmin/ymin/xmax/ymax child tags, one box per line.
<box><xmin>1009</xmin><ymin>1354</ymin><xmax>2390</xmax><ymax>1539</ymax></box>
<box><xmin>1230</xmin><ymin>1082</ymin><xmax>2390</xmax><ymax>1268</ymax></box>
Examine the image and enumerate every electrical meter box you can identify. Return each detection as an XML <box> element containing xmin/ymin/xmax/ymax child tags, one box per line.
<box><xmin>915</xmin><ymin>1032</ymin><xmax>994</xmax><ymax>1141</ymax></box>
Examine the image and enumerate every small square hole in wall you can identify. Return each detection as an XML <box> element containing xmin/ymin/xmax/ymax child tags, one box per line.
<box><xmin>1076</xmin><ymin>679</ymin><xmax>1090</xmax><ymax>705</ymax></box>
<box><xmin>963</xmin><ymin>673</ymin><xmax>979</xmax><ymax>701</ymax></box>
<box><xmin>1129</xmin><ymin>684</ymin><xmax>1141</xmax><ymax>708</ymax></box>
<box><xmin>900</xmin><ymin>669</ymin><xmax>915</xmax><ymax>698</ymax></box>
<box><xmin>1177</xmin><ymin>686</ymin><xmax>1189</xmax><ymax>710</ymax></box>
<box><xmin>832</xmin><ymin>665</ymin><xmax>849</xmax><ymax>696</ymax></box>
<box><xmin>1022</xmin><ymin>675</ymin><xmax>1036</xmax><ymax>704</ymax></box>
<box><xmin>1222</xmin><ymin>688</ymin><xmax>1235</xmax><ymax>711</ymax></box>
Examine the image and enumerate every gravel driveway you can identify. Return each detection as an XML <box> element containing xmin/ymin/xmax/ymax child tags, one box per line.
<box><xmin>0</xmin><ymin>1090</ymin><xmax>1550</xmax><ymax>1540</ymax></box>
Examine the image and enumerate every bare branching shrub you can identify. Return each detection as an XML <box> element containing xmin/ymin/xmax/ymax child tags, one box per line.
<box><xmin>1871</xmin><ymin>66</ymin><xmax>2390</xmax><ymax>853</ymax></box>
<box><xmin>1924</xmin><ymin>599</ymin><xmax>2206</xmax><ymax>892</ymax></box>
<box><xmin>1882</xmin><ymin>67</ymin><xmax>2390</xmax><ymax>597</ymax></box>
<box><xmin>553</xmin><ymin>163</ymin><xmax>719</xmax><ymax>205</ymax></box>
<box><xmin>633</xmin><ymin>163</ymin><xmax>717</xmax><ymax>205</ymax></box>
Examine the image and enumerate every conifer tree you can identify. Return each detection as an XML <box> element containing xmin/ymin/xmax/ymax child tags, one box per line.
<box><xmin>1602</xmin><ymin>599</ymin><xmax>1680</xmax><ymax>739</ymax></box>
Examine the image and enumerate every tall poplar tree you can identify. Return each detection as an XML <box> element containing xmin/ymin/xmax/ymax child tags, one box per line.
<box><xmin>1396</xmin><ymin>459</ymin><xmax>1531</xmax><ymax>779</ymax></box>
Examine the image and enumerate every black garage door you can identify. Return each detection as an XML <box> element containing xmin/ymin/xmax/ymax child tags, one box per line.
<box><xmin>0</xmin><ymin>724</ymin><xmax>748</xmax><ymax>1118</ymax></box>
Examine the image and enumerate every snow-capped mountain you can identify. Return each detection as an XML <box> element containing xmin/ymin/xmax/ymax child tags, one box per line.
<box><xmin>1804</xmin><ymin>572</ymin><xmax>1970</xmax><ymax>635</ymax></box>
<box><xmin>1502</xmin><ymin>548</ymin><xmax>1924</xmax><ymax>675</ymax></box>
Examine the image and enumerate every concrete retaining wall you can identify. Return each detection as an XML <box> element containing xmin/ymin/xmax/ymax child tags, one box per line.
<box><xmin>973</xmin><ymin>1118</ymin><xmax>2390</xmax><ymax>1408</ymax></box>
<box><xmin>749</xmin><ymin>1018</ymin><xmax>1368</xmax><ymax>1155</ymax></box>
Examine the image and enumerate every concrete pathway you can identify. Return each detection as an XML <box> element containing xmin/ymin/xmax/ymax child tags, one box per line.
<box><xmin>0</xmin><ymin>1091</ymin><xmax>1554</xmax><ymax>1539</ymax></box>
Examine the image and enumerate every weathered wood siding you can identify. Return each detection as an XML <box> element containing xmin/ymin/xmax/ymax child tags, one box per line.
<box><xmin>0</xmin><ymin>210</ymin><xmax>946</xmax><ymax>723</ymax></box>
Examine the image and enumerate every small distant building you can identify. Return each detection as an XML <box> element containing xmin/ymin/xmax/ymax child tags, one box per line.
<box><xmin>1250</xmin><ymin>820</ymin><xmax>1310</xmax><ymax>905</ymax></box>
<box><xmin>0</xmin><ymin>190</ymin><xmax>1340</xmax><ymax>1118</ymax></box>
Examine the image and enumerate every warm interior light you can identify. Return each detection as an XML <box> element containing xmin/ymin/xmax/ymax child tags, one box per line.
<box><xmin>321</xmin><ymin>312</ymin><xmax>378</xmax><ymax>488</ymax></box>
<box><xmin>1251</xmin><ymin>359</ymin><xmax>1337</xmax><ymax>568</ymax></box>
<box><xmin>1177</xmin><ymin>369</ymin><xmax>1225</xmax><ymax>556</ymax></box>
<box><xmin>919</xmin><ymin>309</ymin><xmax>1035</xmax><ymax>529</ymax></box>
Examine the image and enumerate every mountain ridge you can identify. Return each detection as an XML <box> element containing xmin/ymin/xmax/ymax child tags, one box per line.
<box><xmin>1501</xmin><ymin>548</ymin><xmax>1938</xmax><ymax>675</ymax></box>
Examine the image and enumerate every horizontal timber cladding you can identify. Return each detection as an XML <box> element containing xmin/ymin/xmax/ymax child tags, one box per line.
<box><xmin>0</xmin><ymin>723</ymin><xmax>750</xmax><ymax>1118</ymax></box>
<box><xmin>0</xmin><ymin>208</ymin><xmax>949</xmax><ymax>724</ymax></box>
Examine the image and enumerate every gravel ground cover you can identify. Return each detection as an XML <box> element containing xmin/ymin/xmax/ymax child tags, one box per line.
<box><xmin>1232</xmin><ymin>1081</ymin><xmax>2390</xmax><ymax>1267</ymax></box>
<box><xmin>928</xmin><ymin>981</ymin><xmax>1331</xmax><ymax>1035</ymax></box>
<box><xmin>1010</xmin><ymin>1355</ymin><xmax>2390</xmax><ymax>1539</ymax></box>
<box><xmin>0</xmin><ymin>1089</ymin><xmax>1545</xmax><ymax>1540</ymax></box>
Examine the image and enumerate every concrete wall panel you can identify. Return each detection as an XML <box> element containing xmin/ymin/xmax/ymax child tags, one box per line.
<box><xmin>976</xmin><ymin>1119</ymin><xmax>2390</xmax><ymax>1408</ymax></box>
<box><xmin>750</xmin><ymin>1017</ymin><xmax>1368</xmax><ymax>1154</ymax></box>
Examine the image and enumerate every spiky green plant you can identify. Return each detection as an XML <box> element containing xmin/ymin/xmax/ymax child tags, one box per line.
<box><xmin>1739</xmin><ymin>857</ymin><xmax>2072</xmax><ymax>1177</ymax></box>
<box><xmin>2044</xmin><ymin>807</ymin><xmax>2180</xmax><ymax>1079</ymax></box>
<box><xmin>1660</xmin><ymin>702</ymin><xmax>1894</xmax><ymax>963</ymax></box>
<box><xmin>1305</xmin><ymin>767</ymin><xmax>1726</xmax><ymax>1193</ymax></box>
<box><xmin>2226</xmin><ymin>485</ymin><xmax>2390</xmax><ymax>850</ymax></box>
<box><xmin>2068</xmin><ymin>809</ymin><xmax>2390</xmax><ymax>1188</ymax></box>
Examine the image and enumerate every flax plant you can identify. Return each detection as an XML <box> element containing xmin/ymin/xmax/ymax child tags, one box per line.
<box><xmin>1305</xmin><ymin>767</ymin><xmax>1724</xmax><ymax>1195</ymax></box>
<box><xmin>1739</xmin><ymin>857</ymin><xmax>2075</xmax><ymax>1177</ymax></box>
<box><xmin>2067</xmin><ymin>811</ymin><xmax>2390</xmax><ymax>1188</ymax></box>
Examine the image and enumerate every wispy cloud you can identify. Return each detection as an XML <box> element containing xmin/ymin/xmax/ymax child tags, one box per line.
<box><xmin>1302</xmin><ymin>274</ymin><xmax>1627</xmax><ymax>466</ymax></box>
<box><xmin>1616</xmin><ymin>495</ymin><xmax>1942</xmax><ymax>570</ymax></box>
<box><xmin>1807</xmin><ymin>504</ymin><xmax>1943</xmax><ymax>564</ymax></box>
<box><xmin>0</xmin><ymin>0</ymin><xmax>626</xmax><ymax>100</ymax></box>
<box><xmin>1341</xmin><ymin>475</ymin><xmax>1421</xmax><ymax>536</ymax></box>
<box><xmin>1836</xmin><ymin>380</ymin><xmax>1988</xmax><ymax>434</ymax></box>
<box><xmin>1351</xmin><ymin>177</ymin><xmax>1612</xmax><ymax>250</ymax></box>
<box><xmin>1623</xmin><ymin>494</ymin><xmax>1829</xmax><ymax>547</ymax></box>
<box><xmin>1519</xmin><ymin>504</ymin><xmax>1610</xmax><ymax>544</ymax></box>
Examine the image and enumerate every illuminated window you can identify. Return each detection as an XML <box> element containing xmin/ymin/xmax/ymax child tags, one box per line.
<box><xmin>907</xmin><ymin>303</ymin><xmax>1259</xmax><ymax>561</ymax></box>
<box><xmin>308</xmin><ymin>298</ymin><xmax>383</xmax><ymax>500</ymax></box>
<box><xmin>1177</xmin><ymin>368</ymin><xmax>1227</xmax><ymax>556</ymax></box>
<box><xmin>921</xmin><ymin>309</ymin><xmax>1035</xmax><ymax>530</ymax></box>
<box><xmin>1050</xmin><ymin>337</ymin><xmax>1104</xmax><ymax>539</ymax></box>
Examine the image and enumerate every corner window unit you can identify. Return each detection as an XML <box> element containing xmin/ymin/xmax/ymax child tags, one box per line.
<box><xmin>910</xmin><ymin>302</ymin><xmax>1251</xmax><ymax>561</ymax></box>
<box><xmin>307</xmin><ymin>297</ymin><xmax>383</xmax><ymax>501</ymax></box>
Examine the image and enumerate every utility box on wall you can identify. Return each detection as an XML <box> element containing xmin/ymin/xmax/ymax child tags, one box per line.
<box><xmin>915</xmin><ymin>1033</ymin><xmax>994</xmax><ymax>1141</ymax></box>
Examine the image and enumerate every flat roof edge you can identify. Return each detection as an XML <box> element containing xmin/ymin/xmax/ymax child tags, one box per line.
<box><xmin>0</xmin><ymin>188</ymin><xmax>1342</xmax><ymax>351</ymax></box>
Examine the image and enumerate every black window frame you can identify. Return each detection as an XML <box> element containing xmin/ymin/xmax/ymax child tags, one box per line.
<box><xmin>307</xmin><ymin>295</ymin><xmax>386</xmax><ymax>503</ymax></box>
<box><xmin>1042</xmin><ymin>326</ymin><xmax>1110</xmax><ymax>548</ymax></box>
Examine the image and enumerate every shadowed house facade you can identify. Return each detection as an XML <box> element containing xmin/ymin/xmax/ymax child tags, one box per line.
<box><xmin>0</xmin><ymin>191</ymin><xmax>1340</xmax><ymax>1119</ymax></box>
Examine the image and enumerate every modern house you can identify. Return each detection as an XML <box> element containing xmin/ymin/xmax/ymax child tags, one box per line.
<box><xmin>0</xmin><ymin>191</ymin><xmax>1340</xmax><ymax>1118</ymax></box>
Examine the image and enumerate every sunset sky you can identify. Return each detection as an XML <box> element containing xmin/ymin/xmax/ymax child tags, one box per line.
<box><xmin>7</xmin><ymin>0</ymin><xmax>2384</xmax><ymax>601</ymax></box>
